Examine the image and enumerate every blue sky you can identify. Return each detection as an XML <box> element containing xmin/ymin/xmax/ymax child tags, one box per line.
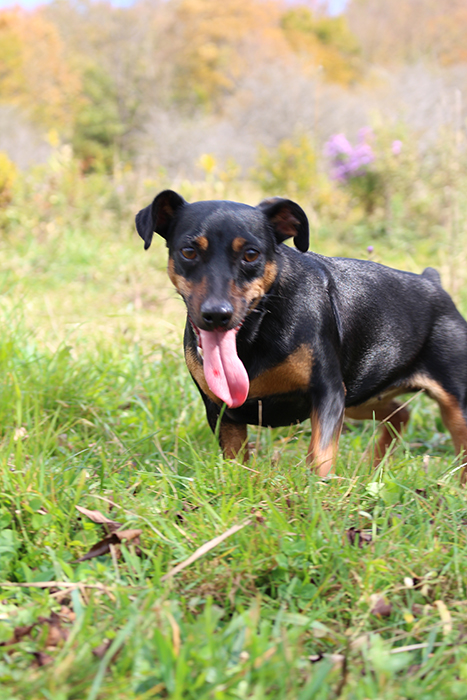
<box><xmin>0</xmin><ymin>0</ymin><xmax>134</xmax><ymax>7</ymax></box>
<box><xmin>0</xmin><ymin>0</ymin><xmax>348</xmax><ymax>13</ymax></box>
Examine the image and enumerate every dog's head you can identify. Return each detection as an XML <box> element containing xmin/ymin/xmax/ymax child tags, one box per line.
<box><xmin>135</xmin><ymin>190</ymin><xmax>309</xmax><ymax>407</ymax></box>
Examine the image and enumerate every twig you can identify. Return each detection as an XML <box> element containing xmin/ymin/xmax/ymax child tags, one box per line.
<box><xmin>161</xmin><ymin>519</ymin><xmax>252</xmax><ymax>581</ymax></box>
<box><xmin>0</xmin><ymin>581</ymin><xmax>110</xmax><ymax>591</ymax></box>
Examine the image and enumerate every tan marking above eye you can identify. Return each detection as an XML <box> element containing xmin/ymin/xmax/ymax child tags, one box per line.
<box><xmin>232</xmin><ymin>237</ymin><xmax>247</xmax><ymax>253</ymax></box>
<box><xmin>194</xmin><ymin>235</ymin><xmax>209</xmax><ymax>251</ymax></box>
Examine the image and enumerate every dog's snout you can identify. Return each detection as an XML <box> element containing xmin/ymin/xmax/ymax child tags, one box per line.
<box><xmin>200</xmin><ymin>301</ymin><xmax>234</xmax><ymax>329</ymax></box>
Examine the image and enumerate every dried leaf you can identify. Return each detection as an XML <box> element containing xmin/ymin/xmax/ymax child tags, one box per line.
<box><xmin>41</xmin><ymin>612</ymin><xmax>68</xmax><ymax>646</ymax></box>
<box><xmin>75</xmin><ymin>533</ymin><xmax>119</xmax><ymax>561</ymax></box>
<box><xmin>346</xmin><ymin>527</ymin><xmax>372</xmax><ymax>547</ymax></box>
<box><xmin>370</xmin><ymin>595</ymin><xmax>392</xmax><ymax>617</ymax></box>
<box><xmin>92</xmin><ymin>638</ymin><xmax>122</xmax><ymax>663</ymax></box>
<box><xmin>0</xmin><ymin>624</ymin><xmax>35</xmax><ymax>646</ymax></box>
<box><xmin>435</xmin><ymin>600</ymin><xmax>452</xmax><ymax>635</ymax></box>
<box><xmin>1</xmin><ymin>613</ymin><xmax>68</xmax><ymax>649</ymax></box>
<box><xmin>75</xmin><ymin>529</ymin><xmax>142</xmax><ymax>562</ymax></box>
<box><xmin>31</xmin><ymin>651</ymin><xmax>53</xmax><ymax>667</ymax></box>
<box><xmin>75</xmin><ymin>505</ymin><xmax>122</xmax><ymax>534</ymax></box>
<box><xmin>59</xmin><ymin>606</ymin><xmax>76</xmax><ymax>623</ymax></box>
<box><xmin>411</xmin><ymin>603</ymin><xmax>424</xmax><ymax>617</ymax></box>
<box><xmin>308</xmin><ymin>653</ymin><xmax>345</xmax><ymax>669</ymax></box>
<box><xmin>250</xmin><ymin>509</ymin><xmax>265</xmax><ymax>524</ymax></box>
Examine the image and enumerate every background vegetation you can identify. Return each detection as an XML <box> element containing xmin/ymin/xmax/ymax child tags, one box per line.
<box><xmin>1</xmin><ymin>0</ymin><xmax>467</xmax><ymax>697</ymax></box>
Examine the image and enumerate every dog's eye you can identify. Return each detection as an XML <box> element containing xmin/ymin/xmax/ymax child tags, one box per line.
<box><xmin>180</xmin><ymin>246</ymin><xmax>197</xmax><ymax>260</ymax></box>
<box><xmin>243</xmin><ymin>249</ymin><xmax>259</xmax><ymax>263</ymax></box>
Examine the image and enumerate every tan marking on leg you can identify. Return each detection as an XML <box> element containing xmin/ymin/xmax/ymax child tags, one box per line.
<box><xmin>307</xmin><ymin>410</ymin><xmax>343</xmax><ymax>477</ymax></box>
<box><xmin>249</xmin><ymin>345</ymin><xmax>313</xmax><ymax>398</ymax></box>
<box><xmin>346</xmin><ymin>399</ymin><xmax>410</xmax><ymax>466</ymax></box>
<box><xmin>409</xmin><ymin>374</ymin><xmax>467</xmax><ymax>480</ymax></box>
<box><xmin>219</xmin><ymin>422</ymin><xmax>248</xmax><ymax>460</ymax></box>
<box><xmin>232</xmin><ymin>237</ymin><xmax>246</xmax><ymax>253</ymax></box>
<box><xmin>185</xmin><ymin>346</ymin><xmax>222</xmax><ymax>405</ymax></box>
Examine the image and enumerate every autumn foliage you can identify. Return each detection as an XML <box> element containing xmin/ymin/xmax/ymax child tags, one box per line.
<box><xmin>0</xmin><ymin>0</ymin><xmax>466</xmax><ymax>177</ymax></box>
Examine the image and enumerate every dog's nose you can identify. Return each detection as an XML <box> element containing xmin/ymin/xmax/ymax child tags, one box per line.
<box><xmin>200</xmin><ymin>301</ymin><xmax>234</xmax><ymax>329</ymax></box>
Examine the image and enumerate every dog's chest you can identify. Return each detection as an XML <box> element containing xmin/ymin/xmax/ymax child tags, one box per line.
<box><xmin>185</xmin><ymin>341</ymin><xmax>313</xmax><ymax>407</ymax></box>
<box><xmin>248</xmin><ymin>344</ymin><xmax>313</xmax><ymax>398</ymax></box>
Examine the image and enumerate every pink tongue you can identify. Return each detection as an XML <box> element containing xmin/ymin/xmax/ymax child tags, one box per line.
<box><xmin>200</xmin><ymin>328</ymin><xmax>249</xmax><ymax>408</ymax></box>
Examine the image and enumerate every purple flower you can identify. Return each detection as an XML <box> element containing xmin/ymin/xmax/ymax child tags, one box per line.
<box><xmin>367</xmin><ymin>245</ymin><xmax>374</xmax><ymax>253</ymax></box>
<box><xmin>323</xmin><ymin>133</ymin><xmax>353</xmax><ymax>159</ymax></box>
<box><xmin>324</xmin><ymin>130</ymin><xmax>375</xmax><ymax>182</ymax></box>
<box><xmin>391</xmin><ymin>140</ymin><xmax>402</xmax><ymax>155</ymax></box>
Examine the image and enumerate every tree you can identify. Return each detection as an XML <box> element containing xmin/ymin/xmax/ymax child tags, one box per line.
<box><xmin>0</xmin><ymin>8</ymin><xmax>81</xmax><ymax>134</ymax></box>
<box><xmin>346</xmin><ymin>0</ymin><xmax>467</xmax><ymax>67</ymax></box>
<box><xmin>72</xmin><ymin>64</ymin><xmax>125</xmax><ymax>172</ymax></box>
<box><xmin>165</xmin><ymin>0</ymin><xmax>289</xmax><ymax>110</ymax></box>
<box><xmin>280</xmin><ymin>6</ymin><xmax>362</xmax><ymax>85</ymax></box>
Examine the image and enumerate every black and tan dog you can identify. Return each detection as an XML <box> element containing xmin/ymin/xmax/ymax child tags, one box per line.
<box><xmin>136</xmin><ymin>190</ymin><xmax>467</xmax><ymax>481</ymax></box>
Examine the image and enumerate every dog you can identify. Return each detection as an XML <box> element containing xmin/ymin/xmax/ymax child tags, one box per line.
<box><xmin>136</xmin><ymin>190</ymin><xmax>467</xmax><ymax>482</ymax></box>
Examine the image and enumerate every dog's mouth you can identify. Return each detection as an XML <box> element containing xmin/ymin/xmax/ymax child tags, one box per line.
<box><xmin>191</xmin><ymin>323</ymin><xmax>249</xmax><ymax>408</ymax></box>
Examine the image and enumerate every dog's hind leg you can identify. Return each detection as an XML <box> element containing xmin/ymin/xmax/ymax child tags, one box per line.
<box><xmin>346</xmin><ymin>398</ymin><xmax>411</xmax><ymax>467</ymax></box>
<box><xmin>405</xmin><ymin>375</ymin><xmax>467</xmax><ymax>483</ymax></box>
<box><xmin>427</xmin><ymin>386</ymin><xmax>467</xmax><ymax>484</ymax></box>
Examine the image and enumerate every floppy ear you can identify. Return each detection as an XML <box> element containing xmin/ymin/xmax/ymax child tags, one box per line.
<box><xmin>135</xmin><ymin>189</ymin><xmax>186</xmax><ymax>250</ymax></box>
<box><xmin>257</xmin><ymin>197</ymin><xmax>309</xmax><ymax>252</ymax></box>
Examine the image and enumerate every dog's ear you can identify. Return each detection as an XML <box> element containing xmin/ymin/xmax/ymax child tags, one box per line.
<box><xmin>257</xmin><ymin>197</ymin><xmax>309</xmax><ymax>252</ymax></box>
<box><xmin>135</xmin><ymin>190</ymin><xmax>187</xmax><ymax>249</ymax></box>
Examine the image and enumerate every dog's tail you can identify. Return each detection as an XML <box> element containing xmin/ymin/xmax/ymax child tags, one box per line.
<box><xmin>422</xmin><ymin>267</ymin><xmax>442</xmax><ymax>286</ymax></box>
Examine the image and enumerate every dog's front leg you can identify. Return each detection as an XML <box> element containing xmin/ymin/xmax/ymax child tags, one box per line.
<box><xmin>307</xmin><ymin>384</ymin><xmax>345</xmax><ymax>477</ymax></box>
<box><xmin>218</xmin><ymin>420</ymin><xmax>248</xmax><ymax>460</ymax></box>
<box><xmin>203</xmin><ymin>397</ymin><xmax>248</xmax><ymax>460</ymax></box>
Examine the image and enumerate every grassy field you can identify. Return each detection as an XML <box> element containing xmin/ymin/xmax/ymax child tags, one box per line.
<box><xmin>1</xmin><ymin>171</ymin><xmax>467</xmax><ymax>699</ymax></box>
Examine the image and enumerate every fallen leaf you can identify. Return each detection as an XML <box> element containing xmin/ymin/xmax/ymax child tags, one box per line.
<box><xmin>59</xmin><ymin>606</ymin><xmax>76</xmax><ymax>623</ymax></box>
<box><xmin>0</xmin><ymin>624</ymin><xmax>35</xmax><ymax>646</ymax></box>
<box><xmin>346</xmin><ymin>527</ymin><xmax>372</xmax><ymax>547</ymax></box>
<box><xmin>370</xmin><ymin>595</ymin><xmax>392</xmax><ymax>617</ymax></box>
<box><xmin>435</xmin><ymin>600</ymin><xmax>452</xmax><ymax>635</ymax></box>
<box><xmin>75</xmin><ymin>529</ymin><xmax>142</xmax><ymax>562</ymax></box>
<box><xmin>308</xmin><ymin>653</ymin><xmax>345</xmax><ymax>669</ymax></box>
<box><xmin>75</xmin><ymin>505</ymin><xmax>122</xmax><ymax>534</ymax></box>
<box><xmin>41</xmin><ymin>612</ymin><xmax>69</xmax><ymax>646</ymax></box>
<box><xmin>250</xmin><ymin>508</ymin><xmax>265</xmax><ymax>524</ymax></box>
<box><xmin>92</xmin><ymin>638</ymin><xmax>122</xmax><ymax>663</ymax></box>
<box><xmin>31</xmin><ymin>651</ymin><xmax>53</xmax><ymax>667</ymax></box>
<box><xmin>1</xmin><ymin>612</ymin><xmax>69</xmax><ymax>649</ymax></box>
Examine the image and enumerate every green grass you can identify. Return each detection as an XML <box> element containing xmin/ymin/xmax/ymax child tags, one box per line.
<box><xmin>1</xmin><ymin>180</ymin><xmax>467</xmax><ymax>699</ymax></box>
